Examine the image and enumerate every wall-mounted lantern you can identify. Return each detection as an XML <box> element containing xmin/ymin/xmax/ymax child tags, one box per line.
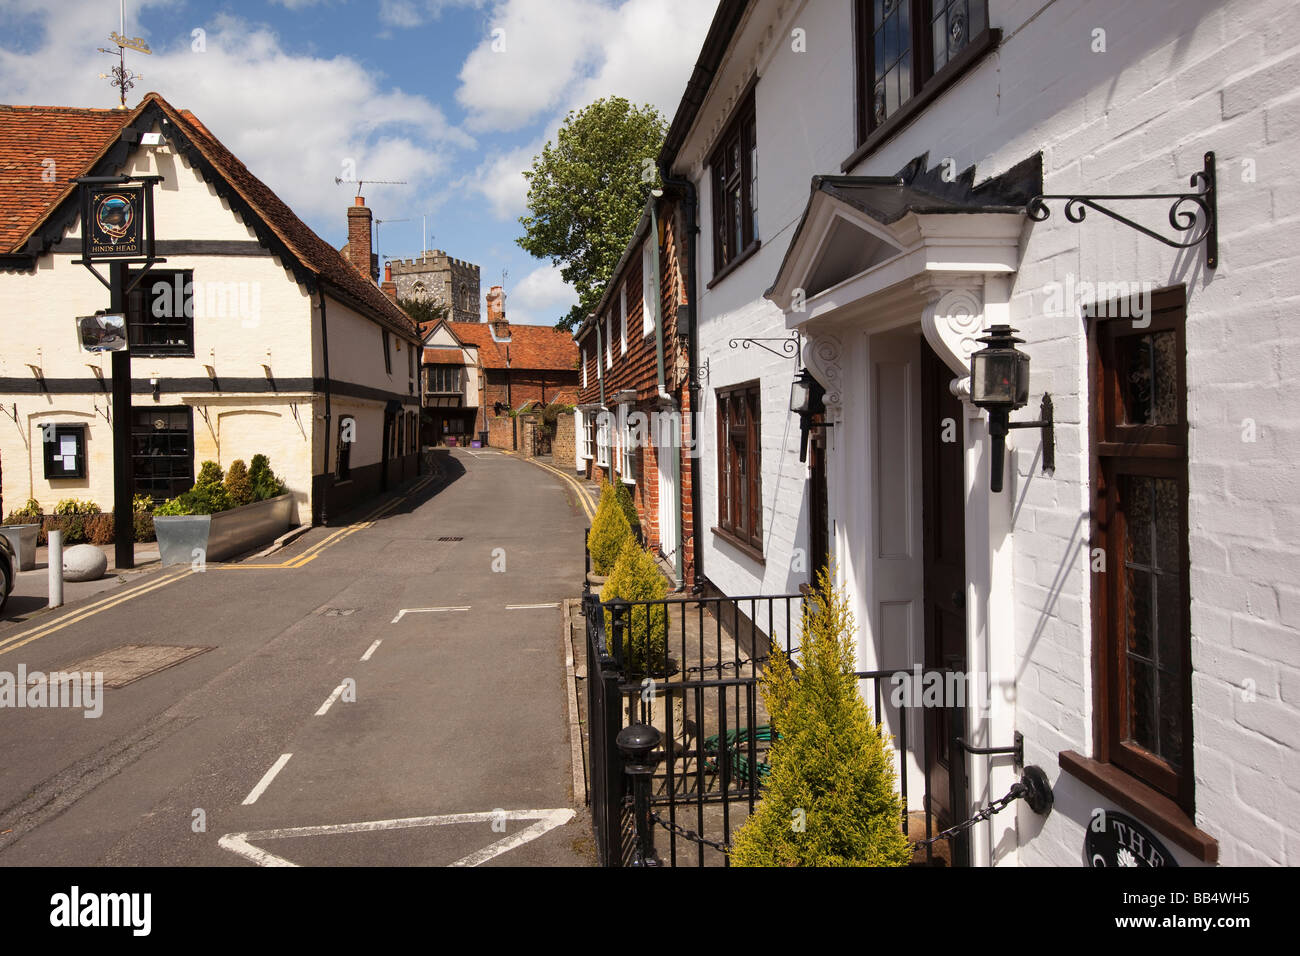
<box><xmin>790</xmin><ymin>366</ymin><xmax>829</xmax><ymax>464</ymax></box>
<box><xmin>969</xmin><ymin>325</ymin><xmax>1054</xmax><ymax>493</ymax></box>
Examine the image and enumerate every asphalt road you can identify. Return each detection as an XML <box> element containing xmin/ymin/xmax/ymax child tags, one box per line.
<box><xmin>0</xmin><ymin>448</ymin><xmax>596</xmax><ymax>867</ymax></box>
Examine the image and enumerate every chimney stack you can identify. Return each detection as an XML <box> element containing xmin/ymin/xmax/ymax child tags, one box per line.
<box><xmin>486</xmin><ymin>285</ymin><xmax>509</xmax><ymax>339</ymax></box>
<box><xmin>382</xmin><ymin>262</ymin><xmax>398</xmax><ymax>303</ymax></box>
<box><xmin>347</xmin><ymin>196</ymin><xmax>376</xmax><ymax>281</ymax></box>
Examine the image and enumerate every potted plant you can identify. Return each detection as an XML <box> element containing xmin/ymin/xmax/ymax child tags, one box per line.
<box><xmin>153</xmin><ymin>457</ymin><xmax>295</xmax><ymax>565</ymax></box>
<box><xmin>1</xmin><ymin>498</ymin><xmax>42</xmax><ymax>571</ymax></box>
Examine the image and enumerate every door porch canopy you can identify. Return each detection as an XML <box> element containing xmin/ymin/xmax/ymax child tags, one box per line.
<box><xmin>765</xmin><ymin>152</ymin><xmax>1042</xmax><ymax>414</ymax></box>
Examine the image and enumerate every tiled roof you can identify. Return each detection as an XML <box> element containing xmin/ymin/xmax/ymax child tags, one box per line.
<box><xmin>449</xmin><ymin>321</ymin><xmax>578</xmax><ymax>371</ymax></box>
<box><xmin>423</xmin><ymin>348</ymin><xmax>465</xmax><ymax>365</ymax></box>
<box><xmin>0</xmin><ymin>93</ymin><xmax>416</xmax><ymax>341</ymax></box>
<box><xmin>0</xmin><ymin>105</ymin><xmax>132</xmax><ymax>251</ymax></box>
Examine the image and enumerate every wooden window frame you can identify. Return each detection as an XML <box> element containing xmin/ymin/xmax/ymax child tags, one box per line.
<box><xmin>126</xmin><ymin>268</ymin><xmax>195</xmax><ymax>357</ymax></box>
<box><xmin>1086</xmin><ymin>285</ymin><xmax>1194</xmax><ymax>815</ymax></box>
<box><xmin>847</xmin><ymin>0</ymin><xmax>1000</xmax><ymax>169</ymax></box>
<box><xmin>337</xmin><ymin>416</ymin><xmax>354</xmax><ymax>480</ymax></box>
<box><xmin>708</xmin><ymin>82</ymin><xmax>759</xmax><ymax>283</ymax></box>
<box><xmin>713</xmin><ymin>382</ymin><xmax>763</xmax><ymax>557</ymax></box>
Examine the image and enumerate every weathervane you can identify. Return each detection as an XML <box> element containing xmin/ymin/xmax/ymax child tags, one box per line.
<box><xmin>97</xmin><ymin>2</ymin><xmax>151</xmax><ymax>109</ymax></box>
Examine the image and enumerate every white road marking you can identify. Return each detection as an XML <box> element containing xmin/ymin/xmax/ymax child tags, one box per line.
<box><xmin>360</xmin><ymin>640</ymin><xmax>382</xmax><ymax>661</ymax></box>
<box><xmin>506</xmin><ymin>602</ymin><xmax>561</xmax><ymax>610</ymax></box>
<box><xmin>314</xmin><ymin>683</ymin><xmax>347</xmax><ymax>716</ymax></box>
<box><xmin>242</xmin><ymin>753</ymin><xmax>293</xmax><ymax>806</ymax></box>
<box><xmin>390</xmin><ymin>606</ymin><xmax>471</xmax><ymax>624</ymax></box>
<box><xmin>218</xmin><ymin>808</ymin><xmax>576</xmax><ymax>867</ymax></box>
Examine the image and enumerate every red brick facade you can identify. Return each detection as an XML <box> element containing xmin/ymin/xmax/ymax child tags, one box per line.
<box><xmin>575</xmin><ymin>197</ymin><xmax>695</xmax><ymax>586</ymax></box>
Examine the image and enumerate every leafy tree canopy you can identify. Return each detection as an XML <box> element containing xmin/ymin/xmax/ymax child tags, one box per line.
<box><xmin>398</xmin><ymin>296</ymin><xmax>450</xmax><ymax>333</ymax></box>
<box><xmin>517</xmin><ymin>97</ymin><xmax>667</xmax><ymax>333</ymax></box>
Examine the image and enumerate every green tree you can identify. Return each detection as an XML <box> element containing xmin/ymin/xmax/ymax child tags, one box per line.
<box><xmin>730</xmin><ymin>567</ymin><xmax>913</xmax><ymax>867</ymax></box>
<box><xmin>225</xmin><ymin>459</ymin><xmax>254</xmax><ymax>508</ymax></box>
<box><xmin>517</xmin><ymin>97</ymin><xmax>667</xmax><ymax>332</ymax></box>
<box><xmin>398</xmin><ymin>296</ymin><xmax>449</xmax><ymax>332</ymax></box>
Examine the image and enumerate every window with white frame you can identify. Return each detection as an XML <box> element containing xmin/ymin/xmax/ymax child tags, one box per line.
<box><xmin>619</xmin><ymin>285</ymin><xmax>628</xmax><ymax>354</ymax></box>
<box><xmin>605</xmin><ymin>314</ymin><xmax>613</xmax><ymax>369</ymax></box>
<box><xmin>596</xmin><ymin>411</ymin><xmax>611</xmax><ymax>467</ymax></box>
<box><xmin>580</xmin><ymin>410</ymin><xmax>595</xmax><ymax>459</ymax></box>
<box><xmin>618</xmin><ymin>403</ymin><xmax>636</xmax><ymax>482</ymax></box>
<box><xmin>581</xmin><ymin>345</ymin><xmax>588</xmax><ymax>388</ymax></box>
<box><xmin>642</xmin><ymin>240</ymin><xmax>655</xmax><ymax>337</ymax></box>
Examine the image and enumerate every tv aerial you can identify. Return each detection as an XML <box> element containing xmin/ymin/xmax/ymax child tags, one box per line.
<box><xmin>333</xmin><ymin>177</ymin><xmax>408</xmax><ymax>197</ymax></box>
<box><xmin>97</xmin><ymin>3</ymin><xmax>152</xmax><ymax>109</ymax></box>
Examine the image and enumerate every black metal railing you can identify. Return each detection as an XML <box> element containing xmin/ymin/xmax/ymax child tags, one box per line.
<box><xmin>579</xmin><ymin>590</ymin><xmax>968</xmax><ymax>867</ymax></box>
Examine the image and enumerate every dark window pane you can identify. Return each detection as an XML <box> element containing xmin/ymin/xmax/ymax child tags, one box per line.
<box><xmin>1128</xmin><ymin>658</ymin><xmax>1156</xmax><ymax>753</ymax></box>
<box><xmin>1157</xmin><ymin>666</ymin><xmax>1184</xmax><ymax>769</ymax></box>
<box><xmin>1125</xmin><ymin>475</ymin><xmax>1153</xmax><ymax>566</ymax></box>
<box><xmin>1126</xmin><ymin>569</ymin><xmax>1153</xmax><ymax>660</ymax></box>
<box><xmin>874</xmin><ymin>27</ymin><xmax>886</xmax><ymax>80</ymax></box>
<box><xmin>1154</xmin><ymin>477</ymin><xmax>1180</xmax><ymax>571</ymax></box>
<box><xmin>1122</xmin><ymin>331</ymin><xmax>1178</xmax><ymax>426</ymax></box>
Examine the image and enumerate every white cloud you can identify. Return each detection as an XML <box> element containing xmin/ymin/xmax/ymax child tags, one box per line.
<box><xmin>455</xmin><ymin>0</ymin><xmax>718</xmax><ymax>133</ymax></box>
<box><xmin>0</xmin><ymin>3</ymin><xmax>474</xmax><ymax>232</ymax></box>
<box><xmin>463</xmin><ymin>137</ymin><xmax>544</xmax><ymax>221</ymax></box>
<box><xmin>507</xmin><ymin>263</ymin><xmax>577</xmax><ymax>325</ymax></box>
<box><xmin>379</xmin><ymin>0</ymin><xmax>486</xmax><ymax>27</ymax></box>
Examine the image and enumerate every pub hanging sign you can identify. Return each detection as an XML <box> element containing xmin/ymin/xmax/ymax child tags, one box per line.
<box><xmin>78</xmin><ymin>179</ymin><xmax>157</xmax><ymax>262</ymax></box>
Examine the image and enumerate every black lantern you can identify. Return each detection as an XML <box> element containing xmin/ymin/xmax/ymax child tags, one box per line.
<box><xmin>790</xmin><ymin>367</ymin><xmax>828</xmax><ymax>463</ymax></box>
<box><xmin>969</xmin><ymin>325</ymin><xmax>1054</xmax><ymax>493</ymax></box>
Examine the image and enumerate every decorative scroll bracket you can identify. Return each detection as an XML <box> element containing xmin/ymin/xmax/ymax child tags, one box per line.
<box><xmin>1027</xmin><ymin>151</ymin><xmax>1217</xmax><ymax>269</ymax></box>
<box><xmin>801</xmin><ymin>333</ymin><xmax>844</xmax><ymax>424</ymax></box>
<box><xmin>727</xmin><ymin>333</ymin><xmax>801</xmax><ymax>362</ymax></box>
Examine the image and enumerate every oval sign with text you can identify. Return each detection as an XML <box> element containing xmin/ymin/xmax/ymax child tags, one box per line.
<box><xmin>1085</xmin><ymin>810</ymin><xmax>1178</xmax><ymax>867</ymax></box>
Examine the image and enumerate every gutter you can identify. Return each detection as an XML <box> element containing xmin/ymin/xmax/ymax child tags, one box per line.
<box><xmin>660</xmin><ymin>171</ymin><xmax>702</xmax><ymax>590</ymax></box>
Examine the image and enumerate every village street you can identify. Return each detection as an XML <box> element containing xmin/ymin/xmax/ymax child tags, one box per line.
<box><xmin>0</xmin><ymin>449</ymin><xmax>596</xmax><ymax>867</ymax></box>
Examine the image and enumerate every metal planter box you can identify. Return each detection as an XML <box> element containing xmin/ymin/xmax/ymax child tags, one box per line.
<box><xmin>0</xmin><ymin>523</ymin><xmax>39</xmax><ymax>571</ymax></box>
<box><xmin>154</xmin><ymin>493</ymin><xmax>295</xmax><ymax>566</ymax></box>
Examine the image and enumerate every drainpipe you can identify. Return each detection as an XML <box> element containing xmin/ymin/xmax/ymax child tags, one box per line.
<box><xmin>317</xmin><ymin>285</ymin><xmax>332</xmax><ymax>526</ymax></box>
<box><xmin>660</xmin><ymin>170</ymin><xmax>701</xmax><ymax>590</ymax></box>
<box><xmin>649</xmin><ymin>192</ymin><xmax>682</xmax><ymax>588</ymax></box>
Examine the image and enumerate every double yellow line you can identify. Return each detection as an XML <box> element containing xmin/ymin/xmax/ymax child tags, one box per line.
<box><xmin>0</xmin><ymin>566</ymin><xmax>192</xmax><ymax>658</ymax></box>
<box><xmin>221</xmin><ymin>475</ymin><xmax>435</xmax><ymax>570</ymax></box>
<box><xmin>0</xmin><ymin>476</ymin><xmax>437</xmax><ymax>655</ymax></box>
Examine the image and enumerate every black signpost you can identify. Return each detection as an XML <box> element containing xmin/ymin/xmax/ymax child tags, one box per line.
<box><xmin>71</xmin><ymin>174</ymin><xmax>165</xmax><ymax>570</ymax></box>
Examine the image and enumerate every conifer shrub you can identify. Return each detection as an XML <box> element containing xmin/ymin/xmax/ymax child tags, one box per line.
<box><xmin>587</xmin><ymin>480</ymin><xmax>632</xmax><ymax>575</ymax></box>
<box><xmin>730</xmin><ymin>567</ymin><xmax>912</xmax><ymax>867</ymax></box>
<box><xmin>600</xmin><ymin>538</ymin><xmax>669</xmax><ymax>674</ymax></box>
<box><xmin>225</xmin><ymin>459</ymin><xmax>254</xmax><ymax>507</ymax></box>
<box><xmin>248</xmin><ymin>454</ymin><xmax>287</xmax><ymax>500</ymax></box>
<box><xmin>613</xmin><ymin>475</ymin><xmax>639</xmax><ymax>532</ymax></box>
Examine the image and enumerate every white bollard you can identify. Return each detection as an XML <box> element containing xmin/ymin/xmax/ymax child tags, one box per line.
<box><xmin>48</xmin><ymin>529</ymin><xmax>63</xmax><ymax>609</ymax></box>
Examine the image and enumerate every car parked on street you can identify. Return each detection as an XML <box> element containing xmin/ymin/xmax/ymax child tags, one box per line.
<box><xmin>0</xmin><ymin>532</ymin><xmax>15</xmax><ymax>613</ymax></box>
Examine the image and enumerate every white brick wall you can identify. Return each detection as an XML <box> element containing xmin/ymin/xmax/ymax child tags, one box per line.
<box><xmin>676</xmin><ymin>0</ymin><xmax>1300</xmax><ymax>865</ymax></box>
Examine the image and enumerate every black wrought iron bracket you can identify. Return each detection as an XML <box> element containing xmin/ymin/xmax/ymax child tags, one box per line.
<box><xmin>728</xmin><ymin>333</ymin><xmax>801</xmax><ymax>362</ymax></box>
<box><xmin>1007</xmin><ymin>393</ymin><xmax>1055</xmax><ymax>476</ymax></box>
<box><xmin>691</xmin><ymin>357</ymin><xmax>710</xmax><ymax>388</ymax></box>
<box><xmin>956</xmin><ymin>730</ymin><xmax>1024</xmax><ymax>767</ymax></box>
<box><xmin>1027</xmin><ymin>151</ymin><xmax>1217</xmax><ymax>269</ymax></box>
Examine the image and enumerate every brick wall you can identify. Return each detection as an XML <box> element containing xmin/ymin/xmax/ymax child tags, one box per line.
<box><xmin>487</xmin><ymin>415</ymin><xmax>514</xmax><ymax>451</ymax></box>
<box><xmin>481</xmin><ymin>369</ymin><xmax>580</xmax><ymax>414</ymax></box>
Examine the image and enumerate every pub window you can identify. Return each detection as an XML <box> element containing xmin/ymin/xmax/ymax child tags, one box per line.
<box><xmin>1089</xmin><ymin>286</ymin><xmax>1193</xmax><ymax>813</ymax></box>
<box><xmin>131</xmin><ymin>407</ymin><xmax>193</xmax><ymax>501</ymax></box>
<box><xmin>126</xmin><ymin>269</ymin><xmax>194</xmax><ymax>356</ymax></box>
<box><xmin>709</xmin><ymin>86</ymin><xmax>758</xmax><ymax>278</ymax></box>
<box><xmin>42</xmin><ymin>423</ymin><xmax>87</xmax><ymax>480</ymax></box>
<box><xmin>715</xmin><ymin>382</ymin><xmax>763</xmax><ymax>553</ymax></box>
<box><xmin>428</xmin><ymin>365</ymin><xmax>461</xmax><ymax>393</ymax></box>
<box><xmin>855</xmin><ymin>0</ymin><xmax>993</xmax><ymax>144</ymax></box>
<box><xmin>383</xmin><ymin>330</ymin><xmax>392</xmax><ymax>375</ymax></box>
<box><xmin>337</xmin><ymin>416</ymin><xmax>354</xmax><ymax>480</ymax></box>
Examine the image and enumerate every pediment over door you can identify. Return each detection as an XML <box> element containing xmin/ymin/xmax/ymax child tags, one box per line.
<box><xmin>764</xmin><ymin>149</ymin><xmax>1040</xmax><ymax>343</ymax></box>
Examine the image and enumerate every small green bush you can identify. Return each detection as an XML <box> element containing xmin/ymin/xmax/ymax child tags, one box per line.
<box><xmin>600</xmin><ymin>538</ymin><xmax>669</xmax><ymax>674</ymax></box>
<box><xmin>4</xmin><ymin>498</ymin><xmax>43</xmax><ymax>524</ymax></box>
<box><xmin>195</xmin><ymin>460</ymin><xmax>224</xmax><ymax>488</ymax></box>
<box><xmin>225</xmin><ymin>459</ymin><xmax>254</xmax><ymax>508</ymax></box>
<box><xmin>730</xmin><ymin>567</ymin><xmax>913</xmax><ymax>868</ymax></box>
<box><xmin>248</xmin><ymin>454</ymin><xmax>287</xmax><ymax>501</ymax></box>
<box><xmin>587</xmin><ymin>480</ymin><xmax>632</xmax><ymax>575</ymax></box>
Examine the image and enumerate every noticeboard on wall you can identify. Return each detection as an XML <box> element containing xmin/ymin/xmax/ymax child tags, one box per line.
<box><xmin>42</xmin><ymin>423</ymin><xmax>88</xmax><ymax>480</ymax></box>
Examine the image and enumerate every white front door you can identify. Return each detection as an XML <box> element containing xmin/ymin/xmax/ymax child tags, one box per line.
<box><xmin>657</xmin><ymin>413</ymin><xmax>678</xmax><ymax>562</ymax></box>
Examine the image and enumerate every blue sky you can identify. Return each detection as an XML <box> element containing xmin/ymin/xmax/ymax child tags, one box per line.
<box><xmin>0</xmin><ymin>0</ymin><xmax>718</xmax><ymax>324</ymax></box>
